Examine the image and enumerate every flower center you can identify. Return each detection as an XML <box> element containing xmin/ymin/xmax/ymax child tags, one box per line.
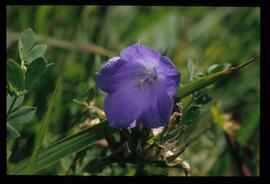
<box><xmin>136</xmin><ymin>68</ymin><xmax>158</xmax><ymax>88</ymax></box>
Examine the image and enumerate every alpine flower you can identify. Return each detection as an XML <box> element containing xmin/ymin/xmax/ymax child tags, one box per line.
<box><xmin>96</xmin><ymin>43</ymin><xmax>180</xmax><ymax>129</ymax></box>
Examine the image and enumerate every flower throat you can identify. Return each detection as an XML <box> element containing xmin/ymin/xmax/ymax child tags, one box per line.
<box><xmin>136</xmin><ymin>68</ymin><xmax>158</xmax><ymax>88</ymax></box>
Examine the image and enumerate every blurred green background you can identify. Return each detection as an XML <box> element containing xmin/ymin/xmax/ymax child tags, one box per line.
<box><xmin>6</xmin><ymin>6</ymin><xmax>260</xmax><ymax>176</ymax></box>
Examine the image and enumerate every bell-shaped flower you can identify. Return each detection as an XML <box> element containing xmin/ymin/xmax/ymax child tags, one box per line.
<box><xmin>96</xmin><ymin>43</ymin><xmax>180</xmax><ymax>129</ymax></box>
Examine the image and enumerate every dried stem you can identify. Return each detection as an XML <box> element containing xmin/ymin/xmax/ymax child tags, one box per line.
<box><xmin>7</xmin><ymin>31</ymin><xmax>116</xmax><ymax>58</ymax></box>
<box><xmin>225</xmin><ymin>133</ymin><xmax>252</xmax><ymax>176</ymax></box>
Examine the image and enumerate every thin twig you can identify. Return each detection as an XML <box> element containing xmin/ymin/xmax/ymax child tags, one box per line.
<box><xmin>225</xmin><ymin>133</ymin><xmax>252</xmax><ymax>176</ymax></box>
<box><xmin>7</xmin><ymin>31</ymin><xmax>117</xmax><ymax>58</ymax></box>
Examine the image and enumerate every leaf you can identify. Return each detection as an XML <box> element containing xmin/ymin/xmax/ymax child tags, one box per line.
<box><xmin>25</xmin><ymin>78</ymin><xmax>61</xmax><ymax>174</ymax></box>
<box><xmin>7</xmin><ymin>59</ymin><xmax>25</xmax><ymax>92</ymax></box>
<box><xmin>7</xmin><ymin>123</ymin><xmax>21</xmax><ymax>139</ymax></box>
<box><xmin>194</xmin><ymin>91</ymin><xmax>212</xmax><ymax>105</ymax></box>
<box><xmin>25</xmin><ymin>57</ymin><xmax>46</xmax><ymax>89</ymax></box>
<box><xmin>175</xmin><ymin>58</ymin><xmax>255</xmax><ymax>100</ymax></box>
<box><xmin>7</xmin><ymin>94</ymin><xmax>13</xmax><ymax>114</ymax></box>
<box><xmin>18</xmin><ymin>28</ymin><xmax>36</xmax><ymax>60</ymax></box>
<box><xmin>12</xmin><ymin>95</ymin><xmax>25</xmax><ymax>111</ymax></box>
<box><xmin>7</xmin><ymin>106</ymin><xmax>36</xmax><ymax>126</ymax></box>
<box><xmin>181</xmin><ymin>105</ymin><xmax>200</xmax><ymax>125</ymax></box>
<box><xmin>25</xmin><ymin>44</ymin><xmax>47</xmax><ymax>64</ymax></box>
<box><xmin>7</xmin><ymin>94</ymin><xmax>25</xmax><ymax>115</ymax></box>
<box><xmin>18</xmin><ymin>29</ymin><xmax>47</xmax><ymax>64</ymax></box>
<box><xmin>8</xmin><ymin>121</ymin><xmax>115</xmax><ymax>175</ymax></box>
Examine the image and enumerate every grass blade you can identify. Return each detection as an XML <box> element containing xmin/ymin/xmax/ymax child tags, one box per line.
<box><xmin>8</xmin><ymin>121</ymin><xmax>114</xmax><ymax>175</ymax></box>
<box><xmin>175</xmin><ymin>58</ymin><xmax>255</xmax><ymax>100</ymax></box>
<box><xmin>25</xmin><ymin>78</ymin><xmax>62</xmax><ymax>174</ymax></box>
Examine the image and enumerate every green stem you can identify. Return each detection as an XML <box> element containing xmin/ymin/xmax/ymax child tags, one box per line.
<box><xmin>21</xmin><ymin>59</ymin><xmax>25</xmax><ymax>68</ymax></box>
<box><xmin>182</xmin><ymin>96</ymin><xmax>194</xmax><ymax>114</ymax></box>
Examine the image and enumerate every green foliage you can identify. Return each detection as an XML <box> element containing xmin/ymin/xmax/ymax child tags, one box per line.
<box><xmin>176</xmin><ymin>58</ymin><xmax>255</xmax><ymax>100</ymax></box>
<box><xmin>24</xmin><ymin>44</ymin><xmax>47</xmax><ymax>64</ymax></box>
<box><xmin>86</xmin><ymin>86</ymin><xmax>96</xmax><ymax>102</ymax></box>
<box><xmin>181</xmin><ymin>105</ymin><xmax>201</xmax><ymax>125</ymax></box>
<box><xmin>25</xmin><ymin>57</ymin><xmax>53</xmax><ymax>89</ymax></box>
<box><xmin>18</xmin><ymin>28</ymin><xmax>47</xmax><ymax>64</ymax></box>
<box><xmin>7</xmin><ymin>94</ymin><xmax>24</xmax><ymax>114</ymax></box>
<box><xmin>7</xmin><ymin>6</ymin><xmax>259</xmax><ymax>176</ymax></box>
<box><xmin>6</xmin><ymin>28</ymin><xmax>53</xmax><ymax>142</ymax></box>
<box><xmin>7</xmin><ymin>106</ymin><xmax>36</xmax><ymax>126</ymax></box>
<box><xmin>18</xmin><ymin>28</ymin><xmax>37</xmax><ymax>61</ymax></box>
<box><xmin>7</xmin><ymin>94</ymin><xmax>26</xmax><ymax>138</ymax></box>
<box><xmin>7</xmin><ymin>105</ymin><xmax>36</xmax><ymax>138</ymax></box>
<box><xmin>7</xmin><ymin>123</ymin><xmax>21</xmax><ymax>138</ymax></box>
<box><xmin>236</xmin><ymin>100</ymin><xmax>260</xmax><ymax>147</ymax></box>
<box><xmin>25</xmin><ymin>78</ymin><xmax>61</xmax><ymax>174</ymax></box>
<box><xmin>208</xmin><ymin>150</ymin><xmax>232</xmax><ymax>176</ymax></box>
<box><xmin>7</xmin><ymin>59</ymin><xmax>25</xmax><ymax>94</ymax></box>
<box><xmin>9</xmin><ymin>121</ymin><xmax>115</xmax><ymax>174</ymax></box>
<box><xmin>194</xmin><ymin>91</ymin><xmax>212</xmax><ymax>105</ymax></box>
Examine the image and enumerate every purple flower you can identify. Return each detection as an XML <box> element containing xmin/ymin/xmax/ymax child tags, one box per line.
<box><xmin>96</xmin><ymin>44</ymin><xmax>180</xmax><ymax>129</ymax></box>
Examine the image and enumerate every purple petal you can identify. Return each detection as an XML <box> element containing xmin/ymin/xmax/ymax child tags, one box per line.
<box><xmin>104</xmin><ymin>84</ymin><xmax>150</xmax><ymax>128</ymax></box>
<box><xmin>120</xmin><ymin>43</ymin><xmax>161</xmax><ymax>67</ymax></box>
<box><xmin>157</xmin><ymin>56</ymin><xmax>181</xmax><ymax>96</ymax></box>
<box><xmin>96</xmin><ymin>57</ymin><xmax>143</xmax><ymax>94</ymax></box>
<box><xmin>141</xmin><ymin>80</ymin><xmax>174</xmax><ymax>128</ymax></box>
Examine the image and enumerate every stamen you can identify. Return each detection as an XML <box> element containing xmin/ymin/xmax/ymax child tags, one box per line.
<box><xmin>136</xmin><ymin>68</ymin><xmax>158</xmax><ymax>88</ymax></box>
